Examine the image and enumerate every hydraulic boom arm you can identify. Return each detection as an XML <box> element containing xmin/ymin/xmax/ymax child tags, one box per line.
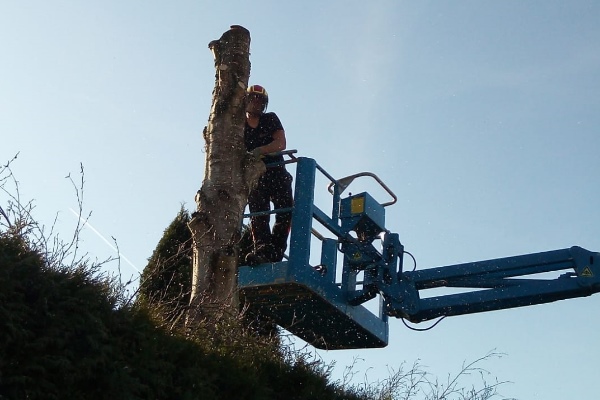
<box><xmin>383</xmin><ymin>246</ymin><xmax>600</xmax><ymax>322</ymax></box>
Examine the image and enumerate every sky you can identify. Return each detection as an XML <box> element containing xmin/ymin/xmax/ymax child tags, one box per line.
<box><xmin>2</xmin><ymin>1</ymin><xmax>600</xmax><ymax>398</ymax></box>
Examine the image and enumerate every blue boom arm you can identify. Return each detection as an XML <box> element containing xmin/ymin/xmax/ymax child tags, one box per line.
<box><xmin>383</xmin><ymin>245</ymin><xmax>600</xmax><ymax>323</ymax></box>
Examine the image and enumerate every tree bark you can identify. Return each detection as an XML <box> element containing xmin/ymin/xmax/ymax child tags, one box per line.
<box><xmin>186</xmin><ymin>25</ymin><xmax>265</xmax><ymax>328</ymax></box>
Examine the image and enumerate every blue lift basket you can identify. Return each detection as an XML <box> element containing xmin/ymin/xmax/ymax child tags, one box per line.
<box><xmin>239</xmin><ymin>153</ymin><xmax>398</xmax><ymax>350</ymax></box>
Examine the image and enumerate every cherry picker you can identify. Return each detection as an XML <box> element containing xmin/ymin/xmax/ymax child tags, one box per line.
<box><xmin>239</xmin><ymin>153</ymin><xmax>600</xmax><ymax>350</ymax></box>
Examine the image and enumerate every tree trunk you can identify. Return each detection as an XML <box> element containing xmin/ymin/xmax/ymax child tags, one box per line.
<box><xmin>186</xmin><ymin>25</ymin><xmax>265</xmax><ymax>328</ymax></box>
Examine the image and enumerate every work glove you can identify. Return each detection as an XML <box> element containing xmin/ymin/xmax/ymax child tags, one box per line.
<box><xmin>250</xmin><ymin>148</ymin><xmax>263</xmax><ymax>159</ymax></box>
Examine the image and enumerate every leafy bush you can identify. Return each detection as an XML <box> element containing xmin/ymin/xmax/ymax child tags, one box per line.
<box><xmin>0</xmin><ymin>229</ymin><xmax>365</xmax><ymax>400</ymax></box>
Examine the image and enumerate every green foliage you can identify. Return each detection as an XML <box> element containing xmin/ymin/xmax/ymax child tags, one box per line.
<box><xmin>0</xmin><ymin>234</ymin><xmax>122</xmax><ymax>399</ymax></box>
<box><xmin>0</xmin><ymin>227</ymin><xmax>366</xmax><ymax>400</ymax></box>
<box><xmin>138</xmin><ymin>206</ymin><xmax>193</xmax><ymax>327</ymax></box>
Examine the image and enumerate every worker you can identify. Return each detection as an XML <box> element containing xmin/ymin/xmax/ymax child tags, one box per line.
<box><xmin>244</xmin><ymin>84</ymin><xmax>294</xmax><ymax>265</ymax></box>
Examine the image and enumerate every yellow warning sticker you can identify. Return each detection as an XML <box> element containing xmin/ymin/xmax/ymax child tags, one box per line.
<box><xmin>581</xmin><ymin>267</ymin><xmax>594</xmax><ymax>277</ymax></box>
<box><xmin>351</xmin><ymin>196</ymin><xmax>365</xmax><ymax>214</ymax></box>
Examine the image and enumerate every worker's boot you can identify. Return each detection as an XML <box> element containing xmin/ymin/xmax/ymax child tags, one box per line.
<box><xmin>245</xmin><ymin>243</ymin><xmax>277</xmax><ymax>266</ymax></box>
<box><xmin>244</xmin><ymin>251</ymin><xmax>268</xmax><ymax>266</ymax></box>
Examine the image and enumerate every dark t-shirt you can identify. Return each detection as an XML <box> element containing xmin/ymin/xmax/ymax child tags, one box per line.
<box><xmin>244</xmin><ymin>112</ymin><xmax>284</xmax><ymax>165</ymax></box>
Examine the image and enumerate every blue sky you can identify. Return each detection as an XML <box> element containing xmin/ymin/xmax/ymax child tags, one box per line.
<box><xmin>2</xmin><ymin>1</ymin><xmax>600</xmax><ymax>399</ymax></box>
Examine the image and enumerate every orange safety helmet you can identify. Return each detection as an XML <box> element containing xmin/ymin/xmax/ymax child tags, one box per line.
<box><xmin>246</xmin><ymin>84</ymin><xmax>269</xmax><ymax>112</ymax></box>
